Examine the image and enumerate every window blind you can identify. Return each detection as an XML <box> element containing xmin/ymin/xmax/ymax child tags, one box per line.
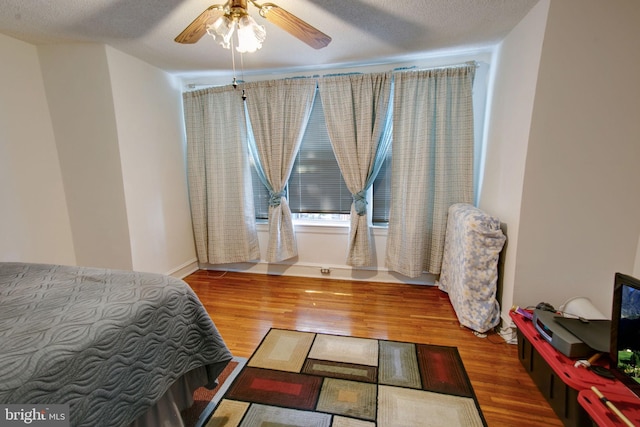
<box><xmin>288</xmin><ymin>92</ymin><xmax>352</xmax><ymax>214</ymax></box>
<box><xmin>251</xmin><ymin>89</ymin><xmax>392</xmax><ymax>223</ymax></box>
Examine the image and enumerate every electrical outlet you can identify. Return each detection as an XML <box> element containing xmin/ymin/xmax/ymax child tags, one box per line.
<box><xmin>320</xmin><ymin>268</ymin><xmax>330</xmax><ymax>274</ymax></box>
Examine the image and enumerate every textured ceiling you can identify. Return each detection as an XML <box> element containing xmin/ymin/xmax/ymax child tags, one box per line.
<box><xmin>0</xmin><ymin>0</ymin><xmax>539</xmax><ymax>79</ymax></box>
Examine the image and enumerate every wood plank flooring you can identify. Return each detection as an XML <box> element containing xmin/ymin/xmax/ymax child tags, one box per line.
<box><xmin>184</xmin><ymin>269</ymin><xmax>563</xmax><ymax>426</ymax></box>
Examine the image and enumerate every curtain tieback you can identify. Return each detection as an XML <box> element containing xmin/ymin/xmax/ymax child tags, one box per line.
<box><xmin>353</xmin><ymin>190</ymin><xmax>368</xmax><ymax>216</ymax></box>
<box><xmin>269</xmin><ymin>189</ymin><xmax>287</xmax><ymax>207</ymax></box>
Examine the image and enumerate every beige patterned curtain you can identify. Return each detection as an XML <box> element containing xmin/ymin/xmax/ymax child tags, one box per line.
<box><xmin>318</xmin><ymin>72</ymin><xmax>392</xmax><ymax>267</ymax></box>
<box><xmin>244</xmin><ymin>78</ymin><xmax>317</xmax><ymax>262</ymax></box>
<box><xmin>386</xmin><ymin>65</ymin><xmax>476</xmax><ymax>278</ymax></box>
<box><xmin>183</xmin><ymin>86</ymin><xmax>260</xmax><ymax>264</ymax></box>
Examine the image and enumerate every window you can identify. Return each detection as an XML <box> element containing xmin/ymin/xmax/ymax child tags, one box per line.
<box><xmin>250</xmin><ymin>90</ymin><xmax>392</xmax><ymax>225</ymax></box>
<box><xmin>371</xmin><ymin>154</ymin><xmax>391</xmax><ymax>224</ymax></box>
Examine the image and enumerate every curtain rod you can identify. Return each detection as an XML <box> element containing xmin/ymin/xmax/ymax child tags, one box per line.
<box><xmin>394</xmin><ymin>60</ymin><xmax>478</xmax><ymax>72</ymax></box>
<box><xmin>184</xmin><ymin>61</ymin><xmax>479</xmax><ymax>90</ymax></box>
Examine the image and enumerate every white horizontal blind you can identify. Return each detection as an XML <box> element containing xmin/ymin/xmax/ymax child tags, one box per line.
<box><xmin>251</xmin><ymin>89</ymin><xmax>392</xmax><ymax>222</ymax></box>
<box><xmin>288</xmin><ymin>92</ymin><xmax>352</xmax><ymax>214</ymax></box>
<box><xmin>250</xmin><ymin>154</ymin><xmax>270</xmax><ymax>219</ymax></box>
<box><xmin>372</xmin><ymin>152</ymin><xmax>392</xmax><ymax>224</ymax></box>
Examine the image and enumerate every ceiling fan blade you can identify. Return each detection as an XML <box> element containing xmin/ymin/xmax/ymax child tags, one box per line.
<box><xmin>175</xmin><ymin>5</ymin><xmax>226</xmax><ymax>44</ymax></box>
<box><xmin>259</xmin><ymin>4</ymin><xmax>331</xmax><ymax>49</ymax></box>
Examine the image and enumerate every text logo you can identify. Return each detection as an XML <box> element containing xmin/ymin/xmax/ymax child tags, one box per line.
<box><xmin>0</xmin><ymin>405</ymin><xmax>69</xmax><ymax>427</ymax></box>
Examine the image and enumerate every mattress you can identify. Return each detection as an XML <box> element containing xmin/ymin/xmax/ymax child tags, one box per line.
<box><xmin>0</xmin><ymin>262</ymin><xmax>232</xmax><ymax>427</ymax></box>
<box><xmin>437</xmin><ymin>203</ymin><xmax>506</xmax><ymax>333</ymax></box>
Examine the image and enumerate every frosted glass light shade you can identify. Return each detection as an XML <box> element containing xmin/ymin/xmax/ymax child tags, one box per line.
<box><xmin>207</xmin><ymin>15</ymin><xmax>236</xmax><ymax>49</ymax></box>
<box><xmin>236</xmin><ymin>15</ymin><xmax>266</xmax><ymax>53</ymax></box>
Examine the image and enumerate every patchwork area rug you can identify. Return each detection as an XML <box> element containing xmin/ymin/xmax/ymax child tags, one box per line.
<box><xmin>201</xmin><ymin>329</ymin><xmax>487</xmax><ymax>427</ymax></box>
<box><xmin>182</xmin><ymin>357</ymin><xmax>247</xmax><ymax>427</ymax></box>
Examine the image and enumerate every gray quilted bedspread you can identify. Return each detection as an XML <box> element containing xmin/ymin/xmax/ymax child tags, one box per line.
<box><xmin>0</xmin><ymin>262</ymin><xmax>232</xmax><ymax>427</ymax></box>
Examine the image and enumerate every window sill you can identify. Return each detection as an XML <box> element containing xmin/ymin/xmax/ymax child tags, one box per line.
<box><xmin>255</xmin><ymin>220</ymin><xmax>388</xmax><ymax>235</ymax></box>
<box><xmin>294</xmin><ymin>219</ymin><xmax>349</xmax><ymax>228</ymax></box>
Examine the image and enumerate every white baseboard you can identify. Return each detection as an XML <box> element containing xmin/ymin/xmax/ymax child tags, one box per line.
<box><xmin>198</xmin><ymin>261</ymin><xmax>437</xmax><ymax>285</ymax></box>
<box><xmin>167</xmin><ymin>258</ymin><xmax>199</xmax><ymax>279</ymax></box>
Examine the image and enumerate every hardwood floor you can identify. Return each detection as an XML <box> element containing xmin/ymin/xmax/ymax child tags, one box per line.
<box><xmin>184</xmin><ymin>269</ymin><xmax>562</xmax><ymax>426</ymax></box>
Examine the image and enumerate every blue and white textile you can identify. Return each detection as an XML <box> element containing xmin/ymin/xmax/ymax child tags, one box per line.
<box><xmin>437</xmin><ymin>203</ymin><xmax>506</xmax><ymax>333</ymax></box>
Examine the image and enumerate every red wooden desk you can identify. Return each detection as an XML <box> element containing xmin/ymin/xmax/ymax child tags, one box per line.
<box><xmin>511</xmin><ymin>311</ymin><xmax>639</xmax><ymax>426</ymax></box>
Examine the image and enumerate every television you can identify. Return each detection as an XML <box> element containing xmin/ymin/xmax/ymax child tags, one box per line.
<box><xmin>610</xmin><ymin>272</ymin><xmax>640</xmax><ymax>397</ymax></box>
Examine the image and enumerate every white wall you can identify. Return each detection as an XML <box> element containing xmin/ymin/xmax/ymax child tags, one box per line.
<box><xmin>0</xmin><ymin>34</ymin><xmax>75</xmax><ymax>265</ymax></box>
<box><xmin>38</xmin><ymin>44</ymin><xmax>133</xmax><ymax>270</ymax></box>
<box><xmin>513</xmin><ymin>0</ymin><xmax>640</xmax><ymax>317</ymax></box>
<box><xmin>204</xmin><ymin>223</ymin><xmax>435</xmax><ymax>284</ymax></box>
<box><xmin>106</xmin><ymin>47</ymin><xmax>197</xmax><ymax>276</ymax></box>
<box><xmin>1</xmin><ymin>36</ymin><xmax>197</xmax><ymax>277</ymax></box>
<box><xmin>479</xmin><ymin>0</ymin><xmax>550</xmax><ymax>322</ymax></box>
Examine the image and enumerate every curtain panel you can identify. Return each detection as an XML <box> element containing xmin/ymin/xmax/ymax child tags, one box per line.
<box><xmin>183</xmin><ymin>86</ymin><xmax>260</xmax><ymax>264</ymax></box>
<box><xmin>244</xmin><ymin>78</ymin><xmax>317</xmax><ymax>262</ymax></box>
<box><xmin>386</xmin><ymin>65</ymin><xmax>476</xmax><ymax>278</ymax></box>
<box><xmin>318</xmin><ymin>72</ymin><xmax>393</xmax><ymax>267</ymax></box>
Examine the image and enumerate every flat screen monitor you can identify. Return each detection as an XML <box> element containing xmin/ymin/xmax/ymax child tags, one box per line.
<box><xmin>610</xmin><ymin>272</ymin><xmax>640</xmax><ymax>397</ymax></box>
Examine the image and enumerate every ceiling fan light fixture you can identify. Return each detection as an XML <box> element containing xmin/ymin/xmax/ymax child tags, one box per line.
<box><xmin>176</xmin><ymin>0</ymin><xmax>330</xmax><ymax>51</ymax></box>
<box><xmin>207</xmin><ymin>15</ymin><xmax>236</xmax><ymax>49</ymax></box>
<box><xmin>236</xmin><ymin>14</ymin><xmax>266</xmax><ymax>53</ymax></box>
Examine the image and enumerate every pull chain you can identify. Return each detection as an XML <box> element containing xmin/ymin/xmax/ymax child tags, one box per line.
<box><xmin>240</xmin><ymin>52</ymin><xmax>246</xmax><ymax>100</ymax></box>
<box><xmin>231</xmin><ymin>37</ymin><xmax>238</xmax><ymax>88</ymax></box>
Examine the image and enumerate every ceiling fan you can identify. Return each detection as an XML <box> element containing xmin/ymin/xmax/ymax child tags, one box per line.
<box><xmin>175</xmin><ymin>0</ymin><xmax>332</xmax><ymax>50</ymax></box>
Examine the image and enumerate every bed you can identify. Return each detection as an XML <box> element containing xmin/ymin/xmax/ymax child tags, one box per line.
<box><xmin>0</xmin><ymin>262</ymin><xmax>232</xmax><ymax>427</ymax></box>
